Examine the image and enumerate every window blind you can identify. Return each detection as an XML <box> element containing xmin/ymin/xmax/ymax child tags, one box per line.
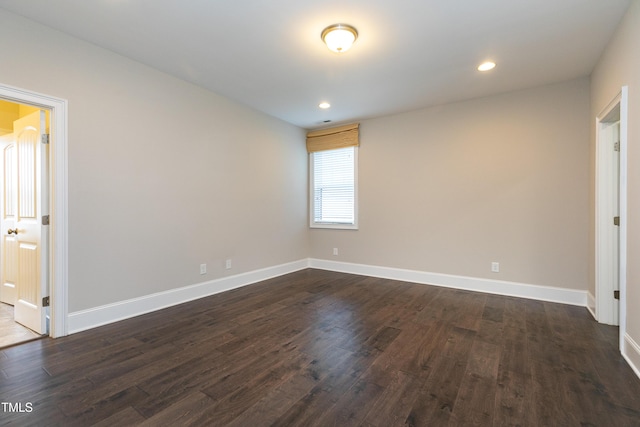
<box><xmin>311</xmin><ymin>146</ymin><xmax>356</xmax><ymax>225</ymax></box>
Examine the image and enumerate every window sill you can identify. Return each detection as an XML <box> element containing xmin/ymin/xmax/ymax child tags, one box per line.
<box><xmin>310</xmin><ymin>223</ymin><xmax>358</xmax><ymax>230</ymax></box>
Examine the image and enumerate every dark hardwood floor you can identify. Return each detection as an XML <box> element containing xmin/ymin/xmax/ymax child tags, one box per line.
<box><xmin>1</xmin><ymin>269</ymin><xmax>639</xmax><ymax>426</ymax></box>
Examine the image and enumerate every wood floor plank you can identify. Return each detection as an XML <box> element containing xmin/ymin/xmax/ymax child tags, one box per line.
<box><xmin>223</xmin><ymin>353</ymin><xmax>340</xmax><ymax>427</ymax></box>
<box><xmin>361</xmin><ymin>370</ymin><xmax>421</xmax><ymax>427</ymax></box>
<box><xmin>179</xmin><ymin>349</ymin><xmax>311</xmax><ymax>426</ymax></box>
<box><xmin>58</xmin><ymin>385</ymin><xmax>149</xmax><ymax>422</ymax></box>
<box><xmin>57</xmin><ymin>348</ymin><xmax>190</xmax><ymax>414</ymax></box>
<box><xmin>0</xmin><ymin>339</ymin><xmax>65</xmax><ymax>379</ymax></box>
<box><xmin>138</xmin><ymin>392</ymin><xmax>215</xmax><ymax>426</ymax></box>
<box><xmin>270</xmin><ymin>384</ymin><xmax>335</xmax><ymax>427</ymax></box>
<box><xmin>440</xmin><ymin>326</ymin><xmax>477</xmax><ymax>363</ymax></box>
<box><xmin>452</xmin><ymin>292</ymin><xmax>487</xmax><ymax>332</ymax></box>
<box><xmin>133</xmin><ymin>350</ymin><xmax>230</xmax><ymax>418</ymax></box>
<box><xmin>529</xmin><ymin>359</ymin><xmax>583</xmax><ymax>426</ymax></box>
<box><xmin>0</xmin><ymin>269</ymin><xmax>639</xmax><ymax>426</ymax></box>
<box><xmin>309</xmin><ymin>378</ymin><xmax>384</xmax><ymax>427</ymax></box>
<box><xmin>224</xmin><ymin>377</ymin><xmax>314</xmax><ymax>427</ymax></box>
<box><xmin>502</xmin><ymin>297</ymin><xmax>528</xmax><ymax>333</ymax></box>
<box><xmin>43</xmin><ymin>337</ymin><xmax>145</xmax><ymax>377</ymax></box>
<box><xmin>465</xmin><ymin>340</ymin><xmax>501</xmax><ymax>379</ymax></box>
<box><xmin>403</xmin><ymin>355</ymin><xmax>467</xmax><ymax>426</ymax></box>
<box><xmin>450</xmin><ymin>372</ymin><xmax>496</xmax><ymax>425</ymax></box>
<box><xmin>270</xmin><ymin>348</ymin><xmax>376</xmax><ymax>426</ymax></box>
<box><xmin>493</xmin><ymin>370</ymin><xmax>535</xmax><ymax>426</ymax></box>
<box><xmin>92</xmin><ymin>406</ymin><xmax>146</xmax><ymax>427</ymax></box>
<box><xmin>397</xmin><ymin>320</ymin><xmax>451</xmax><ymax>378</ymax></box>
<box><xmin>199</xmin><ymin>345</ymin><xmax>301</xmax><ymax>403</ymax></box>
<box><xmin>498</xmin><ymin>330</ymin><xmax>530</xmax><ymax>378</ymax></box>
<box><xmin>85</xmin><ymin>342</ymin><xmax>182</xmax><ymax>385</ymax></box>
<box><xmin>476</xmin><ymin>317</ymin><xmax>506</xmax><ymax>347</ymax></box>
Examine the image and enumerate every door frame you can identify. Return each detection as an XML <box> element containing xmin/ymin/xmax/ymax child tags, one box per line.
<box><xmin>0</xmin><ymin>83</ymin><xmax>68</xmax><ymax>338</ymax></box>
<box><xmin>595</xmin><ymin>86</ymin><xmax>628</xmax><ymax>349</ymax></box>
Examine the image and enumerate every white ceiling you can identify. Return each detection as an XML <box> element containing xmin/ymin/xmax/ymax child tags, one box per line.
<box><xmin>0</xmin><ymin>0</ymin><xmax>630</xmax><ymax>129</ymax></box>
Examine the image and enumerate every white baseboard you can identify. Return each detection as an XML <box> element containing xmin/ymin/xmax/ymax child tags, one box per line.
<box><xmin>623</xmin><ymin>333</ymin><xmax>640</xmax><ymax>380</ymax></box>
<box><xmin>67</xmin><ymin>259</ymin><xmax>309</xmax><ymax>334</ymax></box>
<box><xmin>308</xmin><ymin>258</ymin><xmax>587</xmax><ymax>307</ymax></box>
<box><xmin>66</xmin><ymin>257</ymin><xmax>637</xmax><ymax>380</ymax></box>
<box><xmin>587</xmin><ymin>291</ymin><xmax>597</xmax><ymax>320</ymax></box>
<box><xmin>67</xmin><ymin>257</ymin><xmax>590</xmax><ymax>335</ymax></box>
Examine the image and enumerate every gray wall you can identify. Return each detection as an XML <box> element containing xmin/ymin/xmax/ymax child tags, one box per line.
<box><xmin>310</xmin><ymin>79</ymin><xmax>590</xmax><ymax>290</ymax></box>
<box><xmin>0</xmin><ymin>9</ymin><xmax>309</xmax><ymax>312</ymax></box>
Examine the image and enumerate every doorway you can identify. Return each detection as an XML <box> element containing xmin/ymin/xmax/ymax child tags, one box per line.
<box><xmin>0</xmin><ymin>82</ymin><xmax>69</xmax><ymax>341</ymax></box>
<box><xmin>595</xmin><ymin>87</ymin><xmax>628</xmax><ymax>351</ymax></box>
<box><xmin>0</xmin><ymin>101</ymin><xmax>50</xmax><ymax>347</ymax></box>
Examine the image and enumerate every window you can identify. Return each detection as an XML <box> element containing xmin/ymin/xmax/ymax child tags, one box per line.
<box><xmin>306</xmin><ymin>123</ymin><xmax>359</xmax><ymax>229</ymax></box>
<box><xmin>310</xmin><ymin>146</ymin><xmax>358</xmax><ymax>228</ymax></box>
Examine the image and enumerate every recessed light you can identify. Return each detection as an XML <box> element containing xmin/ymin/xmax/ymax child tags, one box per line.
<box><xmin>319</xmin><ymin>102</ymin><xmax>331</xmax><ymax>109</ymax></box>
<box><xmin>478</xmin><ymin>61</ymin><xmax>496</xmax><ymax>71</ymax></box>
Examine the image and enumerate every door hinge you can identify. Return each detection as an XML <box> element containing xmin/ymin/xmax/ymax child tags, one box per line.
<box><xmin>614</xmin><ymin>290</ymin><xmax>620</xmax><ymax>300</ymax></box>
<box><xmin>42</xmin><ymin>215</ymin><xmax>50</xmax><ymax>225</ymax></box>
<box><xmin>42</xmin><ymin>296</ymin><xmax>50</xmax><ymax>307</ymax></box>
<box><xmin>41</xmin><ymin>133</ymin><xmax>50</xmax><ymax>144</ymax></box>
<box><xmin>614</xmin><ymin>216</ymin><xmax>620</xmax><ymax>226</ymax></box>
<box><xmin>614</xmin><ymin>141</ymin><xmax>620</xmax><ymax>152</ymax></box>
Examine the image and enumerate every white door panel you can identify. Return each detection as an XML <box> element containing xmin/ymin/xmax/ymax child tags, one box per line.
<box><xmin>11</xmin><ymin>110</ymin><xmax>48</xmax><ymax>334</ymax></box>
<box><xmin>1</xmin><ymin>135</ymin><xmax>17</xmax><ymax>305</ymax></box>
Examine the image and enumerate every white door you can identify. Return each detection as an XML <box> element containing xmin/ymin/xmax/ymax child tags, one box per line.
<box><xmin>6</xmin><ymin>110</ymin><xmax>48</xmax><ymax>334</ymax></box>
<box><xmin>596</xmin><ymin>116</ymin><xmax>621</xmax><ymax>326</ymax></box>
<box><xmin>612</xmin><ymin>121</ymin><xmax>620</xmax><ymax>324</ymax></box>
<box><xmin>0</xmin><ymin>133</ymin><xmax>17</xmax><ymax>305</ymax></box>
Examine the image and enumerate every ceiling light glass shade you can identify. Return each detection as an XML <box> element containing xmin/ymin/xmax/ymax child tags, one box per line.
<box><xmin>322</xmin><ymin>24</ymin><xmax>358</xmax><ymax>53</ymax></box>
<box><xmin>478</xmin><ymin>61</ymin><xmax>496</xmax><ymax>71</ymax></box>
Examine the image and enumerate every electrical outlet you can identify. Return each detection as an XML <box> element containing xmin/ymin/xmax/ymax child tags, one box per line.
<box><xmin>491</xmin><ymin>262</ymin><xmax>500</xmax><ymax>273</ymax></box>
<box><xmin>225</xmin><ymin>259</ymin><xmax>232</xmax><ymax>270</ymax></box>
<box><xmin>333</xmin><ymin>248</ymin><xmax>338</xmax><ymax>256</ymax></box>
<box><xmin>200</xmin><ymin>264</ymin><xmax>207</xmax><ymax>275</ymax></box>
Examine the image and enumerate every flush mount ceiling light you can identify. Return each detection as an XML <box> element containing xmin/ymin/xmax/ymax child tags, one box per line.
<box><xmin>319</xmin><ymin>102</ymin><xmax>331</xmax><ymax>109</ymax></box>
<box><xmin>478</xmin><ymin>61</ymin><xmax>496</xmax><ymax>71</ymax></box>
<box><xmin>321</xmin><ymin>24</ymin><xmax>358</xmax><ymax>53</ymax></box>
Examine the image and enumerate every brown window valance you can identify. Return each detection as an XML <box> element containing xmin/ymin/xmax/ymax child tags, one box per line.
<box><xmin>306</xmin><ymin>123</ymin><xmax>359</xmax><ymax>153</ymax></box>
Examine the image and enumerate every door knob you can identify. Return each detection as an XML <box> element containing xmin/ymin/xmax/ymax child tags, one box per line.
<box><xmin>7</xmin><ymin>229</ymin><xmax>18</xmax><ymax>235</ymax></box>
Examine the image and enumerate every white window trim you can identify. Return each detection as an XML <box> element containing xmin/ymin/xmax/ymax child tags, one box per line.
<box><xmin>309</xmin><ymin>147</ymin><xmax>358</xmax><ymax>230</ymax></box>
